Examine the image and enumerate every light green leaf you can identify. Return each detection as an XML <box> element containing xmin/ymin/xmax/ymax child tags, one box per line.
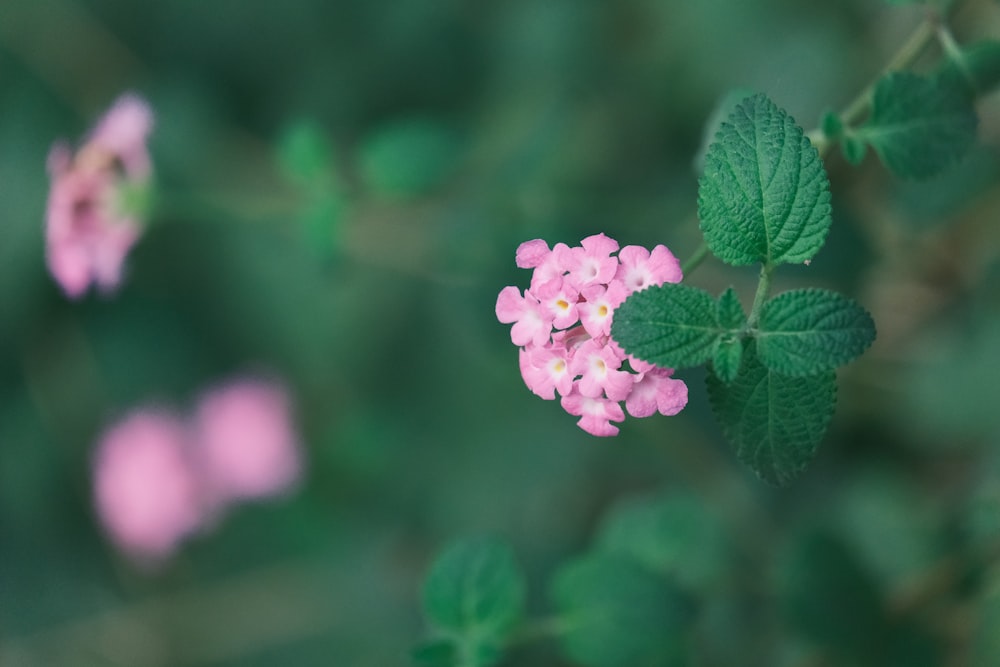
<box><xmin>412</xmin><ymin>639</ymin><xmax>460</xmax><ymax>667</ymax></box>
<box><xmin>611</xmin><ymin>283</ymin><xmax>722</xmax><ymax>369</ymax></box>
<box><xmin>277</xmin><ymin>119</ymin><xmax>334</xmax><ymax>187</ymax></box>
<box><xmin>422</xmin><ymin>538</ymin><xmax>526</xmax><ymax>648</ymax></box>
<box><xmin>706</xmin><ymin>345</ymin><xmax>836</xmax><ymax>485</ymax></box>
<box><xmin>755</xmin><ymin>288</ymin><xmax>876</xmax><ymax>376</ymax></box>
<box><xmin>360</xmin><ymin>117</ymin><xmax>461</xmax><ymax>198</ymax></box>
<box><xmin>698</xmin><ymin>93</ymin><xmax>832</xmax><ymax>266</ymax></box>
<box><xmin>859</xmin><ymin>71</ymin><xmax>977</xmax><ymax>179</ymax></box>
<box><xmin>552</xmin><ymin>554</ymin><xmax>692</xmax><ymax>667</ymax></box>
<box><xmin>596</xmin><ymin>492</ymin><xmax>731</xmax><ymax>591</ymax></box>
<box><xmin>842</xmin><ymin>134</ymin><xmax>868</xmax><ymax>166</ymax></box>
<box><xmin>710</xmin><ymin>288</ymin><xmax>747</xmax><ymax>382</ymax></box>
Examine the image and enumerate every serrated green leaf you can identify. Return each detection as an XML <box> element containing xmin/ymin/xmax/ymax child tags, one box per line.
<box><xmin>596</xmin><ymin>492</ymin><xmax>731</xmax><ymax>591</ymax></box>
<box><xmin>693</xmin><ymin>87</ymin><xmax>756</xmax><ymax>174</ymax></box>
<box><xmin>860</xmin><ymin>71</ymin><xmax>978</xmax><ymax>179</ymax></box>
<box><xmin>611</xmin><ymin>283</ymin><xmax>722</xmax><ymax>369</ymax></box>
<box><xmin>755</xmin><ymin>288</ymin><xmax>876</xmax><ymax>376</ymax></box>
<box><xmin>552</xmin><ymin>554</ymin><xmax>692</xmax><ymax>667</ymax></box>
<box><xmin>712</xmin><ymin>339</ymin><xmax>743</xmax><ymax>383</ymax></box>
<box><xmin>698</xmin><ymin>93</ymin><xmax>832</xmax><ymax>266</ymax></box>
<box><xmin>716</xmin><ymin>287</ymin><xmax>746</xmax><ymax>330</ymax></box>
<box><xmin>706</xmin><ymin>345</ymin><xmax>836</xmax><ymax>485</ymax></box>
<box><xmin>422</xmin><ymin>538</ymin><xmax>526</xmax><ymax>644</ymax></box>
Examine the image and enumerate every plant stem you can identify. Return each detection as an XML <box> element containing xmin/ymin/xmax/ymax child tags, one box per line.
<box><xmin>681</xmin><ymin>241</ymin><xmax>710</xmax><ymax>277</ymax></box>
<box><xmin>746</xmin><ymin>263</ymin><xmax>774</xmax><ymax>328</ymax></box>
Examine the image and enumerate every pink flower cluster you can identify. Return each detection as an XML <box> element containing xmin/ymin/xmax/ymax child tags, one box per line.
<box><xmin>92</xmin><ymin>376</ymin><xmax>302</xmax><ymax>567</ymax></box>
<box><xmin>496</xmin><ymin>234</ymin><xmax>688</xmax><ymax>436</ymax></box>
<box><xmin>46</xmin><ymin>93</ymin><xmax>153</xmax><ymax>299</ymax></box>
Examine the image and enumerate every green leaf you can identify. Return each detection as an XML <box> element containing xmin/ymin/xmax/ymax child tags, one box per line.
<box><xmin>276</xmin><ymin>119</ymin><xmax>334</xmax><ymax>187</ymax></box>
<box><xmin>755</xmin><ymin>288</ymin><xmax>876</xmax><ymax>376</ymax></box>
<box><xmin>596</xmin><ymin>492</ymin><xmax>731</xmax><ymax>591</ymax></box>
<box><xmin>706</xmin><ymin>345</ymin><xmax>836</xmax><ymax>485</ymax></box>
<box><xmin>412</xmin><ymin>639</ymin><xmax>460</xmax><ymax>667</ymax></box>
<box><xmin>359</xmin><ymin>117</ymin><xmax>461</xmax><ymax>198</ymax></box>
<box><xmin>698</xmin><ymin>93</ymin><xmax>832</xmax><ymax>266</ymax></box>
<box><xmin>422</xmin><ymin>538</ymin><xmax>526</xmax><ymax>645</ymax></box>
<box><xmin>859</xmin><ymin>71</ymin><xmax>978</xmax><ymax>179</ymax></box>
<box><xmin>938</xmin><ymin>39</ymin><xmax>1000</xmax><ymax>98</ymax></box>
<box><xmin>611</xmin><ymin>283</ymin><xmax>722</xmax><ymax>369</ymax></box>
<box><xmin>841</xmin><ymin>134</ymin><xmax>868</xmax><ymax>166</ymax></box>
<box><xmin>693</xmin><ymin>87</ymin><xmax>756</xmax><ymax>174</ymax></box>
<box><xmin>820</xmin><ymin>109</ymin><xmax>844</xmax><ymax>141</ymax></box>
<box><xmin>712</xmin><ymin>288</ymin><xmax>746</xmax><ymax>382</ymax></box>
<box><xmin>551</xmin><ymin>554</ymin><xmax>692</xmax><ymax>667</ymax></box>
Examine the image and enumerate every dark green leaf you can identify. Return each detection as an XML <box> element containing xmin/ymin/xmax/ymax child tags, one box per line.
<box><xmin>712</xmin><ymin>339</ymin><xmax>743</xmax><ymax>384</ymax></box>
<box><xmin>716</xmin><ymin>287</ymin><xmax>746</xmax><ymax>330</ymax></box>
<box><xmin>611</xmin><ymin>283</ymin><xmax>721</xmax><ymax>369</ymax></box>
<box><xmin>552</xmin><ymin>554</ymin><xmax>692</xmax><ymax>667</ymax></box>
<box><xmin>820</xmin><ymin>109</ymin><xmax>844</xmax><ymax>140</ymax></box>
<box><xmin>422</xmin><ymin>538</ymin><xmax>526</xmax><ymax>643</ymax></box>
<box><xmin>698</xmin><ymin>93</ymin><xmax>832</xmax><ymax>265</ymax></box>
<box><xmin>693</xmin><ymin>87</ymin><xmax>756</xmax><ymax>174</ymax></box>
<box><xmin>937</xmin><ymin>39</ymin><xmax>1000</xmax><ymax>98</ymax></box>
<box><xmin>707</xmin><ymin>345</ymin><xmax>836</xmax><ymax>485</ymax></box>
<box><xmin>596</xmin><ymin>492</ymin><xmax>731</xmax><ymax>591</ymax></box>
<box><xmin>755</xmin><ymin>288</ymin><xmax>876</xmax><ymax>376</ymax></box>
<box><xmin>842</xmin><ymin>134</ymin><xmax>868</xmax><ymax>166</ymax></box>
<box><xmin>860</xmin><ymin>71</ymin><xmax>978</xmax><ymax>179</ymax></box>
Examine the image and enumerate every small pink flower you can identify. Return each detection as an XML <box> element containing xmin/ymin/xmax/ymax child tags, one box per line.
<box><xmin>566</xmin><ymin>233</ymin><xmax>620</xmax><ymax>289</ymax></box>
<box><xmin>578</xmin><ymin>280</ymin><xmax>629</xmax><ymax>338</ymax></box>
<box><xmin>521</xmin><ymin>345</ymin><xmax>574</xmax><ymax>399</ymax></box>
<box><xmin>535</xmin><ymin>277</ymin><xmax>580</xmax><ymax>330</ymax></box>
<box><xmin>93</xmin><ymin>409</ymin><xmax>202</xmax><ymax>564</ymax></box>
<box><xmin>615</xmin><ymin>244</ymin><xmax>683</xmax><ymax>293</ymax></box>
<box><xmin>570</xmin><ymin>339</ymin><xmax>634</xmax><ymax>401</ymax></box>
<box><xmin>45</xmin><ymin>92</ymin><xmax>154</xmax><ymax>299</ymax></box>
<box><xmin>515</xmin><ymin>239</ymin><xmax>552</xmax><ymax>268</ymax></box>
<box><xmin>560</xmin><ymin>391</ymin><xmax>626</xmax><ymax>437</ymax></box>
<box><xmin>496</xmin><ymin>286</ymin><xmax>552</xmax><ymax>347</ymax></box>
<box><xmin>626</xmin><ymin>368</ymin><xmax>688</xmax><ymax>418</ymax></box>
<box><xmin>193</xmin><ymin>378</ymin><xmax>302</xmax><ymax>506</ymax></box>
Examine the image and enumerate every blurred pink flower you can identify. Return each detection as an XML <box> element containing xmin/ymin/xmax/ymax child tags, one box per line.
<box><xmin>192</xmin><ymin>378</ymin><xmax>302</xmax><ymax>507</ymax></box>
<box><xmin>93</xmin><ymin>409</ymin><xmax>202</xmax><ymax>563</ymax></box>
<box><xmin>45</xmin><ymin>93</ymin><xmax>154</xmax><ymax>298</ymax></box>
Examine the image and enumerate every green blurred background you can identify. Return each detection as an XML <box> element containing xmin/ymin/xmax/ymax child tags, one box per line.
<box><xmin>2</xmin><ymin>0</ymin><xmax>1000</xmax><ymax>665</ymax></box>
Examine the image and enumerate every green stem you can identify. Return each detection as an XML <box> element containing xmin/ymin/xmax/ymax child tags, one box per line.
<box><xmin>811</xmin><ymin>3</ymin><xmax>965</xmax><ymax>157</ymax></box>
<box><xmin>746</xmin><ymin>263</ymin><xmax>774</xmax><ymax>328</ymax></box>
<box><xmin>681</xmin><ymin>241</ymin><xmax>710</xmax><ymax>277</ymax></box>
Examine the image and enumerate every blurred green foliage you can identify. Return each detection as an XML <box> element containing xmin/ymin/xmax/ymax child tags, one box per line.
<box><xmin>1</xmin><ymin>0</ymin><xmax>999</xmax><ymax>665</ymax></box>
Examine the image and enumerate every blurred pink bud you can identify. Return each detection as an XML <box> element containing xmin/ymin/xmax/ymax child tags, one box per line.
<box><xmin>193</xmin><ymin>378</ymin><xmax>302</xmax><ymax>506</ymax></box>
<box><xmin>45</xmin><ymin>92</ymin><xmax>154</xmax><ymax>299</ymax></box>
<box><xmin>93</xmin><ymin>409</ymin><xmax>203</xmax><ymax>564</ymax></box>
